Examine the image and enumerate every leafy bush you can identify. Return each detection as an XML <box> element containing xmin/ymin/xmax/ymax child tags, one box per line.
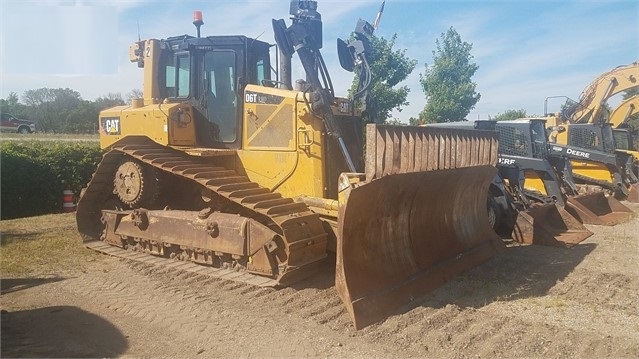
<box><xmin>1</xmin><ymin>140</ymin><xmax>103</xmax><ymax>219</ymax></box>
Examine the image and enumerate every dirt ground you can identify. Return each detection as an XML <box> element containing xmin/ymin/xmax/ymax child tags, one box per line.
<box><xmin>1</xmin><ymin>203</ymin><xmax>638</xmax><ymax>359</ymax></box>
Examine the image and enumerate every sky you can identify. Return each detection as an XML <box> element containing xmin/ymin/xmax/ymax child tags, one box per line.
<box><xmin>1</xmin><ymin>0</ymin><xmax>638</xmax><ymax>122</ymax></box>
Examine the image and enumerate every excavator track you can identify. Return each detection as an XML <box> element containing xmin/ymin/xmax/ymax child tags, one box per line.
<box><xmin>77</xmin><ymin>140</ymin><xmax>327</xmax><ymax>287</ymax></box>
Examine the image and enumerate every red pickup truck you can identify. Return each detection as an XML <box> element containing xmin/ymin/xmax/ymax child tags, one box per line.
<box><xmin>1</xmin><ymin>113</ymin><xmax>36</xmax><ymax>133</ymax></box>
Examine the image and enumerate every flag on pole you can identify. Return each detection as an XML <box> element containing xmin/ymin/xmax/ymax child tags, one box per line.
<box><xmin>372</xmin><ymin>1</ymin><xmax>385</xmax><ymax>29</ymax></box>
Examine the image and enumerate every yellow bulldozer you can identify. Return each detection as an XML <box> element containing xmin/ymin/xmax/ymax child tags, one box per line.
<box><xmin>76</xmin><ymin>1</ymin><xmax>502</xmax><ymax>329</ymax></box>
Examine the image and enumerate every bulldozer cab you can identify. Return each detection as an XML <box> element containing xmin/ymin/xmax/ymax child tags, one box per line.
<box><xmin>154</xmin><ymin>35</ymin><xmax>272</xmax><ymax>146</ymax></box>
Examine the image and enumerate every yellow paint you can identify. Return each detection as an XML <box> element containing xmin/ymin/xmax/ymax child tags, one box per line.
<box><xmin>523</xmin><ymin>170</ymin><xmax>547</xmax><ymax>196</ymax></box>
<box><xmin>570</xmin><ymin>160</ymin><xmax>613</xmax><ymax>184</ymax></box>
<box><xmin>237</xmin><ymin>85</ymin><xmax>327</xmax><ymax>199</ymax></box>
<box><xmin>99</xmin><ymin>102</ymin><xmax>195</xmax><ymax>149</ymax></box>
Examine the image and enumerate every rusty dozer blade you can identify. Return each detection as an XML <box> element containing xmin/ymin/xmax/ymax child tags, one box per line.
<box><xmin>335</xmin><ymin>125</ymin><xmax>504</xmax><ymax>330</ymax></box>
<box><xmin>511</xmin><ymin>203</ymin><xmax>593</xmax><ymax>247</ymax></box>
<box><xmin>564</xmin><ymin>191</ymin><xmax>634</xmax><ymax>226</ymax></box>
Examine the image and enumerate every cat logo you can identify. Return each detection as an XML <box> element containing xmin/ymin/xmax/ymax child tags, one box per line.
<box><xmin>101</xmin><ymin>117</ymin><xmax>121</xmax><ymax>135</ymax></box>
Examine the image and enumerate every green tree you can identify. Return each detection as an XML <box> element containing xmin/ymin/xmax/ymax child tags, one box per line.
<box><xmin>348</xmin><ymin>34</ymin><xmax>417</xmax><ymax>123</ymax></box>
<box><xmin>64</xmin><ymin>101</ymin><xmax>99</xmax><ymax>133</ymax></box>
<box><xmin>0</xmin><ymin>92</ymin><xmax>29</xmax><ymax>118</ymax></box>
<box><xmin>385</xmin><ymin>118</ymin><xmax>405</xmax><ymax>125</ymax></box>
<box><xmin>408</xmin><ymin>116</ymin><xmax>422</xmax><ymax>126</ymax></box>
<box><xmin>493</xmin><ymin>109</ymin><xmax>528</xmax><ymax>121</ymax></box>
<box><xmin>22</xmin><ymin>88</ymin><xmax>83</xmax><ymax>132</ymax></box>
<box><xmin>419</xmin><ymin>27</ymin><xmax>480</xmax><ymax>123</ymax></box>
<box><xmin>94</xmin><ymin>92</ymin><xmax>126</xmax><ymax>111</ymax></box>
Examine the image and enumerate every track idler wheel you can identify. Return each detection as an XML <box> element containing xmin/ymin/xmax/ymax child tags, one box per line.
<box><xmin>113</xmin><ymin>159</ymin><xmax>158</xmax><ymax>208</ymax></box>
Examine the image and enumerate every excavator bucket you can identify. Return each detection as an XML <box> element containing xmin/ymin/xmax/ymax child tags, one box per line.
<box><xmin>627</xmin><ymin>183</ymin><xmax>639</xmax><ymax>203</ymax></box>
<box><xmin>336</xmin><ymin>125</ymin><xmax>504</xmax><ymax>330</ymax></box>
<box><xmin>564</xmin><ymin>192</ymin><xmax>634</xmax><ymax>225</ymax></box>
<box><xmin>511</xmin><ymin>203</ymin><xmax>593</xmax><ymax>247</ymax></box>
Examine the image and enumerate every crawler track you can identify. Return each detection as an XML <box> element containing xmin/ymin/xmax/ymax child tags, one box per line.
<box><xmin>77</xmin><ymin>140</ymin><xmax>327</xmax><ymax>286</ymax></box>
<box><xmin>85</xmin><ymin>240</ymin><xmax>279</xmax><ymax>286</ymax></box>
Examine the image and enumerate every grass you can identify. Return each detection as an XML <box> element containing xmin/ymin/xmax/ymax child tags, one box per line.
<box><xmin>0</xmin><ymin>213</ymin><xmax>101</xmax><ymax>278</ymax></box>
<box><xmin>0</xmin><ymin>132</ymin><xmax>99</xmax><ymax>142</ymax></box>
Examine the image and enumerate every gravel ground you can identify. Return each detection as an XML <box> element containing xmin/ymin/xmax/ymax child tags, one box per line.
<box><xmin>1</xmin><ymin>203</ymin><xmax>638</xmax><ymax>358</ymax></box>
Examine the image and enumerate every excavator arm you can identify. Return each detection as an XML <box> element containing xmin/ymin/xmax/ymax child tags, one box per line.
<box><xmin>610</xmin><ymin>95</ymin><xmax>638</xmax><ymax>128</ymax></box>
<box><xmin>568</xmin><ymin>61</ymin><xmax>638</xmax><ymax>124</ymax></box>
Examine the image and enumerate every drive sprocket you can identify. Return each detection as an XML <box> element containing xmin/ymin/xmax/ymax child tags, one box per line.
<box><xmin>113</xmin><ymin>158</ymin><xmax>158</xmax><ymax>208</ymax></box>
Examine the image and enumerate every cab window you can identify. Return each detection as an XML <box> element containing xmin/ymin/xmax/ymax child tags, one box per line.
<box><xmin>162</xmin><ymin>53</ymin><xmax>190</xmax><ymax>98</ymax></box>
<box><xmin>205</xmin><ymin>51</ymin><xmax>237</xmax><ymax>142</ymax></box>
<box><xmin>176</xmin><ymin>54</ymin><xmax>190</xmax><ymax>97</ymax></box>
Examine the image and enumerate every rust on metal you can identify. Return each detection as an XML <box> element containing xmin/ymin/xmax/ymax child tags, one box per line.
<box><xmin>77</xmin><ymin>139</ymin><xmax>328</xmax><ymax>286</ymax></box>
<box><xmin>627</xmin><ymin>183</ymin><xmax>639</xmax><ymax>203</ymax></box>
<box><xmin>565</xmin><ymin>191</ymin><xmax>634</xmax><ymax>226</ymax></box>
<box><xmin>336</xmin><ymin>124</ymin><xmax>504</xmax><ymax>330</ymax></box>
<box><xmin>510</xmin><ymin>203</ymin><xmax>593</xmax><ymax>247</ymax></box>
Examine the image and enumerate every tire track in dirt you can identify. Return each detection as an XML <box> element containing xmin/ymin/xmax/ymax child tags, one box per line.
<box><xmin>96</xmin><ymin>245</ymin><xmax>635</xmax><ymax>359</ymax></box>
<box><xmin>52</xmin><ymin>261</ymin><xmax>240</xmax><ymax>341</ymax></box>
<box><xmin>46</xmin><ymin>255</ymin><xmax>377</xmax><ymax>357</ymax></box>
<box><xmin>37</xmin><ymin>202</ymin><xmax>638</xmax><ymax>359</ymax></box>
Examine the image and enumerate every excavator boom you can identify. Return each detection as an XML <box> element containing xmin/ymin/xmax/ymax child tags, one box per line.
<box><xmin>568</xmin><ymin>61</ymin><xmax>638</xmax><ymax>124</ymax></box>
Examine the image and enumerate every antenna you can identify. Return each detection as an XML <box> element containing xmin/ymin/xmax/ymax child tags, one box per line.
<box><xmin>137</xmin><ymin>20</ymin><xmax>141</xmax><ymax>41</ymax></box>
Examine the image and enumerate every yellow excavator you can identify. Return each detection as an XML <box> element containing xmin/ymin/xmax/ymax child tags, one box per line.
<box><xmin>544</xmin><ymin>61</ymin><xmax>639</xmax><ymax>201</ymax></box>
<box><xmin>610</xmin><ymin>95</ymin><xmax>639</xmax><ymax>179</ymax></box>
<box><xmin>77</xmin><ymin>1</ymin><xmax>502</xmax><ymax>330</ymax></box>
